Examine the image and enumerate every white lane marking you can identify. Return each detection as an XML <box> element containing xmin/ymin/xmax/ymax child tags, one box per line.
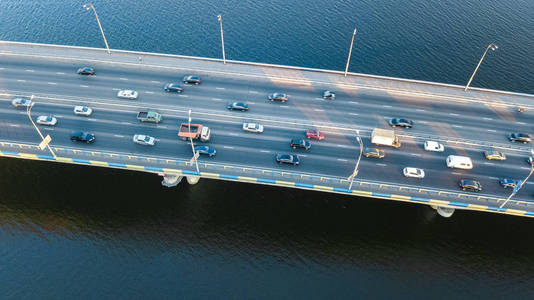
<box><xmin>47</xmin><ymin>82</ymin><xmax>57</xmax><ymax>85</ymax></box>
<box><xmin>249</xmin><ymin>91</ymin><xmax>259</xmax><ymax>94</ymax></box>
<box><xmin>260</xmin><ymin>150</ymin><xmax>270</xmax><ymax>153</ymax></box>
<box><xmin>299</xmin><ymin>154</ymin><xmax>308</xmax><ymax>157</ymax></box>
<box><xmin>349</xmin><ymin>101</ymin><xmax>359</xmax><ymax>104</ymax></box>
<box><xmin>452</xmin><ymin>172</ymin><xmax>463</xmax><ymax>175</ymax></box>
<box><xmin>216</xmin><ymin>87</ymin><xmax>225</xmax><ymax>90</ymax></box>
<box><xmin>349</xmin><ymin>113</ymin><xmax>359</xmax><ymax>116</ymax></box>
<box><xmin>452</xmin><ymin>125</ymin><xmax>462</xmax><ymax>128</ymax></box>
<box><xmin>87</xmin><ymin>118</ymin><xmax>96</xmax><ymax>121</ymax></box>
<box><xmin>9</xmin><ymin>124</ymin><xmax>20</xmax><ymax>127</ymax></box>
<box><xmin>376</xmin><ymin>163</ymin><xmax>387</xmax><ymax>166</ymax></box>
<box><xmin>314</xmin><ymin>109</ymin><xmax>324</xmax><ymax>112</ymax></box>
<box><xmin>151</xmin><ymin>81</ymin><xmax>160</xmax><ymax>84</ymax></box>
<box><xmin>521</xmin><ymin>167</ymin><xmax>531</xmax><ymax>170</ymax></box>
<box><xmin>157</xmin><ymin>125</ymin><xmax>168</xmax><ymax>129</ymax></box>
<box><xmin>487</xmin><ymin>129</ymin><xmax>497</xmax><ymax>132</ymax></box>
<box><xmin>383</xmin><ymin>116</ymin><xmax>390</xmax><ymax>119</ymax></box>
<box><xmin>229</xmin><ymin>133</ymin><xmax>239</xmax><ymax>136</ymax></box>
<box><xmin>418</xmin><ymin>120</ymin><xmax>427</xmax><ymax>124</ymax></box>
<box><xmin>121</xmin><ymin>122</ymin><xmax>132</xmax><ymax>125</ymax></box>
<box><xmin>80</xmin><ymin>85</ymin><xmax>89</xmax><ymax>88</ymax></box>
<box><xmin>17</xmin><ymin>79</ymin><xmax>26</xmax><ymax>82</ymax></box>
<box><xmin>56</xmin><ymin>72</ymin><xmax>65</xmax><ymax>75</ymax></box>
<box><xmin>449</xmin><ymin>113</ymin><xmax>459</xmax><ymax>116</ymax></box>
<box><xmin>416</xmin><ymin>109</ymin><xmax>425</xmax><ymax>112</ymax></box>
<box><xmin>383</xmin><ymin>105</ymin><xmax>392</xmax><ymax>108</ymax></box>
<box><xmin>517</xmin><ymin>122</ymin><xmax>527</xmax><ymax>125</ymax></box>
<box><xmin>489</xmin><ymin>177</ymin><xmax>498</xmax><ymax>179</ymax></box>
<box><xmin>145</xmin><ymin>91</ymin><xmax>154</xmax><ymax>94</ymax></box>
<box><xmin>0</xmin><ymin>67</ymin><xmax>5</xmax><ymax>70</ymax></box>
<box><xmin>337</xmin><ymin>158</ymin><xmax>348</xmax><ymax>162</ymax></box>
<box><xmin>55</xmin><ymin>115</ymin><xmax>64</xmax><ymax>118</ymax></box>
<box><xmin>223</xmin><ymin>146</ymin><xmax>234</xmax><ymax>149</ymax></box>
<box><xmin>411</xmin><ymin>153</ymin><xmax>421</xmax><ymax>156</ymax></box>
<box><xmin>484</xmin><ymin>162</ymin><xmax>494</xmax><ymax>165</ymax></box>
<box><xmin>25</xmin><ymin>69</ymin><xmax>34</xmax><ymax>72</ymax></box>
<box><xmin>112</xmin><ymin>88</ymin><xmax>120</xmax><ymax>91</ymax></box>
<box><xmin>114</xmin><ymin>134</ymin><xmax>125</xmax><ymax>138</ymax></box>
<box><xmin>211</xmin><ymin>98</ymin><xmax>223</xmax><ymax>101</ymax></box>
<box><xmin>41</xmin><ymin>127</ymin><xmax>54</xmax><ymax>131</ymax></box>
<box><xmin>483</xmin><ymin>117</ymin><xmax>492</xmax><ymax>120</ymax></box>
<box><xmin>336</xmin><ymin>144</ymin><xmax>347</xmax><ymax>147</ymax></box>
<box><xmin>179</xmin><ymin>94</ymin><xmax>189</xmax><ymax>97</ymax></box>
<box><xmin>119</xmin><ymin>77</ymin><xmax>128</xmax><ymax>80</ymax></box>
<box><xmin>315</xmin><ymin>98</ymin><xmax>323</xmax><ymax>101</ymax></box>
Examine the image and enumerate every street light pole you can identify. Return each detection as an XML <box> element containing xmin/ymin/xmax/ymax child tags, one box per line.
<box><xmin>500</xmin><ymin>151</ymin><xmax>534</xmax><ymax>209</ymax></box>
<box><xmin>27</xmin><ymin>96</ymin><xmax>56</xmax><ymax>158</ymax></box>
<box><xmin>348</xmin><ymin>130</ymin><xmax>363</xmax><ymax>190</ymax></box>
<box><xmin>188</xmin><ymin>109</ymin><xmax>200</xmax><ymax>174</ymax></box>
<box><xmin>344</xmin><ymin>28</ymin><xmax>357</xmax><ymax>77</ymax></box>
<box><xmin>83</xmin><ymin>3</ymin><xmax>111</xmax><ymax>55</ymax></box>
<box><xmin>217</xmin><ymin>14</ymin><xmax>226</xmax><ymax>64</ymax></box>
<box><xmin>464</xmin><ymin>43</ymin><xmax>498</xmax><ymax>91</ymax></box>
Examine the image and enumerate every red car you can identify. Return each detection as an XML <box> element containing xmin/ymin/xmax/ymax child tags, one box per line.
<box><xmin>306</xmin><ymin>129</ymin><xmax>324</xmax><ymax>140</ymax></box>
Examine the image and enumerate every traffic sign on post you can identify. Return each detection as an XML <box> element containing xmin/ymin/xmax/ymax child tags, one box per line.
<box><xmin>38</xmin><ymin>135</ymin><xmax>51</xmax><ymax>150</ymax></box>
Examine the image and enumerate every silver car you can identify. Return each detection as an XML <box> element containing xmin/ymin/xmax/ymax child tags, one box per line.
<box><xmin>117</xmin><ymin>90</ymin><xmax>139</xmax><ymax>100</ymax></box>
<box><xmin>74</xmin><ymin>106</ymin><xmax>93</xmax><ymax>116</ymax></box>
<box><xmin>133</xmin><ymin>134</ymin><xmax>156</xmax><ymax>146</ymax></box>
<box><xmin>36</xmin><ymin>115</ymin><xmax>57</xmax><ymax>126</ymax></box>
<box><xmin>12</xmin><ymin>98</ymin><xmax>32</xmax><ymax>108</ymax></box>
<box><xmin>242</xmin><ymin>122</ymin><xmax>264</xmax><ymax>133</ymax></box>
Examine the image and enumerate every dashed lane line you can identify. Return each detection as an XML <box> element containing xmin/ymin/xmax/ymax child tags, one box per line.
<box><xmin>145</xmin><ymin>91</ymin><xmax>155</xmax><ymax>94</ymax></box>
<box><xmin>47</xmin><ymin>82</ymin><xmax>57</xmax><ymax>85</ymax></box>
<box><xmin>25</xmin><ymin>69</ymin><xmax>34</xmax><ymax>72</ymax></box>
<box><xmin>119</xmin><ymin>78</ymin><xmax>128</xmax><ymax>80</ymax></box>
<box><xmin>16</xmin><ymin>80</ymin><xmax>26</xmax><ymax>82</ymax></box>
<box><xmin>151</xmin><ymin>81</ymin><xmax>160</xmax><ymax>84</ymax></box>
<box><xmin>80</xmin><ymin>85</ymin><xmax>89</xmax><ymax>88</ymax></box>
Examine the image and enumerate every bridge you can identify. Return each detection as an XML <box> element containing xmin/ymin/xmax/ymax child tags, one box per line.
<box><xmin>1</xmin><ymin>40</ymin><xmax>534</xmax><ymax>218</ymax></box>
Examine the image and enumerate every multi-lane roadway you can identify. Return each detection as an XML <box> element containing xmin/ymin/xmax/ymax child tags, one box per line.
<box><xmin>1</xmin><ymin>43</ymin><xmax>533</xmax><ymax>215</ymax></box>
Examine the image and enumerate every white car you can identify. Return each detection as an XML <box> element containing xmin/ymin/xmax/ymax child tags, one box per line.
<box><xmin>74</xmin><ymin>106</ymin><xmax>93</xmax><ymax>116</ymax></box>
<box><xmin>403</xmin><ymin>167</ymin><xmax>425</xmax><ymax>179</ymax></box>
<box><xmin>117</xmin><ymin>90</ymin><xmax>138</xmax><ymax>100</ymax></box>
<box><xmin>133</xmin><ymin>134</ymin><xmax>156</xmax><ymax>146</ymax></box>
<box><xmin>12</xmin><ymin>98</ymin><xmax>33</xmax><ymax>108</ymax></box>
<box><xmin>242</xmin><ymin>122</ymin><xmax>264</xmax><ymax>133</ymax></box>
<box><xmin>36</xmin><ymin>115</ymin><xmax>57</xmax><ymax>126</ymax></box>
<box><xmin>424</xmin><ymin>141</ymin><xmax>444</xmax><ymax>152</ymax></box>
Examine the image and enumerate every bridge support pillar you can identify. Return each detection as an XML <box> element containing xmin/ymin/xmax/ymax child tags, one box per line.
<box><xmin>431</xmin><ymin>205</ymin><xmax>455</xmax><ymax>218</ymax></box>
<box><xmin>186</xmin><ymin>175</ymin><xmax>200</xmax><ymax>185</ymax></box>
<box><xmin>161</xmin><ymin>174</ymin><xmax>183</xmax><ymax>187</ymax></box>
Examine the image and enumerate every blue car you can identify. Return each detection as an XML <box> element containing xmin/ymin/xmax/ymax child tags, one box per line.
<box><xmin>499</xmin><ymin>178</ymin><xmax>521</xmax><ymax>189</ymax></box>
<box><xmin>276</xmin><ymin>154</ymin><xmax>300</xmax><ymax>165</ymax></box>
<box><xmin>227</xmin><ymin>102</ymin><xmax>249</xmax><ymax>111</ymax></box>
<box><xmin>194</xmin><ymin>145</ymin><xmax>216</xmax><ymax>157</ymax></box>
<box><xmin>164</xmin><ymin>83</ymin><xmax>183</xmax><ymax>93</ymax></box>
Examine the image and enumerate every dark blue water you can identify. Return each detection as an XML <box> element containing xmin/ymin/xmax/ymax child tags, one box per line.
<box><xmin>1</xmin><ymin>1</ymin><xmax>534</xmax><ymax>299</ymax></box>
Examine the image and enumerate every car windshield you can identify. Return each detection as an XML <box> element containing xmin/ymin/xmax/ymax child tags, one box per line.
<box><xmin>143</xmin><ymin>136</ymin><xmax>150</xmax><ymax>142</ymax></box>
<box><xmin>82</xmin><ymin>107</ymin><xmax>88</xmax><ymax>112</ymax></box>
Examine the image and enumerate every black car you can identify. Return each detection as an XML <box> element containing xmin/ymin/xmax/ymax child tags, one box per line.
<box><xmin>183</xmin><ymin>75</ymin><xmax>201</xmax><ymax>85</ymax></box>
<box><xmin>77</xmin><ymin>67</ymin><xmax>95</xmax><ymax>75</ymax></box>
<box><xmin>290</xmin><ymin>139</ymin><xmax>311</xmax><ymax>150</ymax></box>
<box><xmin>70</xmin><ymin>131</ymin><xmax>95</xmax><ymax>143</ymax></box>
<box><xmin>276</xmin><ymin>154</ymin><xmax>300</xmax><ymax>165</ymax></box>
<box><xmin>389</xmin><ymin>118</ymin><xmax>414</xmax><ymax>128</ymax></box>
<box><xmin>363</xmin><ymin>147</ymin><xmax>385</xmax><ymax>158</ymax></box>
<box><xmin>323</xmin><ymin>90</ymin><xmax>335</xmax><ymax>100</ymax></box>
<box><xmin>268</xmin><ymin>93</ymin><xmax>288</xmax><ymax>102</ymax></box>
<box><xmin>164</xmin><ymin>83</ymin><xmax>183</xmax><ymax>93</ymax></box>
<box><xmin>459</xmin><ymin>179</ymin><xmax>482</xmax><ymax>192</ymax></box>
<box><xmin>508</xmin><ymin>133</ymin><xmax>531</xmax><ymax>143</ymax></box>
<box><xmin>227</xmin><ymin>102</ymin><xmax>249</xmax><ymax>111</ymax></box>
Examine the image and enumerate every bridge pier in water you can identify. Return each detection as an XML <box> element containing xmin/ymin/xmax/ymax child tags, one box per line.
<box><xmin>160</xmin><ymin>174</ymin><xmax>200</xmax><ymax>187</ymax></box>
<box><xmin>431</xmin><ymin>205</ymin><xmax>455</xmax><ymax>218</ymax></box>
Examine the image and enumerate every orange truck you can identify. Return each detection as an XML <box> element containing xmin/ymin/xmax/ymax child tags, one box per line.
<box><xmin>178</xmin><ymin>123</ymin><xmax>211</xmax><ymax>142</ymax></box>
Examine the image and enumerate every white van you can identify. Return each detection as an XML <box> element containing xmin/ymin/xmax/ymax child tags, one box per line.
<box><xmin>446</xmin><ymin>155</ymin><xmax>473</xmax><ymax>169</ymax></box>
<box><xmin>200</xmin><ymin>126</ymin><xmax>211</xmax><ymax>142</ymax></box>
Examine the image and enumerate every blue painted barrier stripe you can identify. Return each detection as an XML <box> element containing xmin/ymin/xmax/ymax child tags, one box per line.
<box><xmin>411</xmin><ymin>197</ymin><xmax>430</xmax><ymax>203</ymax></box>
<box><xmin>372</xmin><ymin>192</ymin><xmax>391</xmax><ymax>198</ymax></box>
<box><xmin>487</xmin><ymin>206</ymin><xmax>506</xmax><ymax>212</ymax></box>
<box><xmin>448</xmin><ymin>201</ymin><xmax>469</xmax><ymax>208</ymax></box>
<box><xmin>2</xmin><ymin>151</ymin><xmax>19</xmax><ymax>156</ymax></box>
<box><xmin>36</xmin><ymin>154</ymin><xmax>55</xmax><ymax>160</ymax></box>
<box><xmin>525</xmin><ymin>211</ymin><xmax>534</xmax><ymax>216</ymax></box>
<box><xmin>73</xmin><ymin>158</ymin><xmax>91</xmax><ymax>164</ymax></box>
<box><xmin>220</xmin><ymin>174</ymin><xmax>239</xmax><ymax>180</ymax></box>
<box><xmin>258</xmin><ymin>178</ymin><xmax>276</xmax><ymax>184</ymax></box>
<box><xmin>182</xmin><ymin>170</ymin><xmax>200</xmax><ymax>175</ymax></box>
<box><xmin>144</xmin><ymin>166</ymin><xmax>164</xmax><ymax>172</ymax></box>
<box><xmin>334</xmin><ymin>187</ymin><xmax>352</xmax><ymax>193</ymax></box>
<box><xmin>108</xmin><ymin>162</ymin><xmax>127</xmax><ymax>168</ymax></box>
<box><xmin>295</xmin><ymin>183</ymin><xmax>314</xmax><ymax>189</ymax></box>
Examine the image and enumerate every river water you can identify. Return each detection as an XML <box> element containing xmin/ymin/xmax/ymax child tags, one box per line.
<box><xmin>1</xmin><ymin>0</ymin><xmax>534</xmax><ymax>299</ymax></box>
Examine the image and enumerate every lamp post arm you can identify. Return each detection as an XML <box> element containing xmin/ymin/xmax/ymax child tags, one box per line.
<box><xmin>465</xmin><ymin>44</ymin><xmax>493</xmax><ymax>91</ymax></box>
